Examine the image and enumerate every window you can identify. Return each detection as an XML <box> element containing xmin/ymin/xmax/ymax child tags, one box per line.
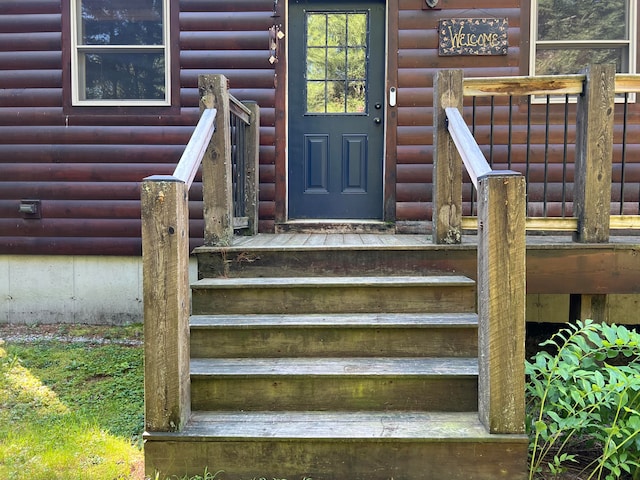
<box><xmin>305</xmin><ymin>11</ymin><xmax>369</xmax><ymax>114</ymax></box>
<box><xmin>70</xmin><ymin>0</ymin><xmax>170</xmax><ymax>106</ymax></box>
<box><xmin>530</xmin><ymin>0</ymin><xmax>637</xmax><ymax>77</ymax></box>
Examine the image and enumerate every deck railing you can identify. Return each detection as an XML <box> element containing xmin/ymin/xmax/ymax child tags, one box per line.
<box><xmin>449</xmin><ymin>66</ymin><xmax>640</xmax><ymax>236</ymax></box>
<box><xmin>140</xmin><ymin>74</ymin><xmax>259</xmax><ymax>431</ymax></box>
<box><xmin>199</xmin><ymin>75</ymin><xmax>260</xmax><ymax>246</ymax></box>
<box><xmin>433</xmin><ymin>69</ymin><xmax>526</xmax><ymax>435</ymax></box>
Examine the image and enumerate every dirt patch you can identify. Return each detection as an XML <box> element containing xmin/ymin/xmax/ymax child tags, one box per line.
<box><xmin>0</xmin><ymin>323</ymin><xmax>142</xmax><ymax>346</ymax></box>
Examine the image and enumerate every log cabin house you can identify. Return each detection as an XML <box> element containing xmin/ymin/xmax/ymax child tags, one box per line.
<box><xmin>2</xmin><ymin>0</ymin><xmax>640</xmax><ymax>477</ymax></box>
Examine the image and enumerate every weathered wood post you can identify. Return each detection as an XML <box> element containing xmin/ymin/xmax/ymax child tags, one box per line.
<box><xmin>574</xmin><ymin>63</ymin><xmax>615</xmax><ymax>243</ymax></box>
<box><xmin>243</xmin><ymin>101</ymin><xmax>260</xmax><ymax>236</ymax></box>
<box><xmin>141</xmin><ymin>177</ymin><xmax>191</xmax><ymax>432</ymax></box>
<box><xmin>573</xmin><ymin>64</ymin><xmax>615</xmax><ymax>323</ymax></box>
<box><xmin>199</xmin><ymin>74</ymin><xmax>234</xmax><ymax>246</ymax></box>
<box><xmin>432</xmin><ymin>69</ymin><xmax>464</xmax><ymax>244</ymax></box>
<box><xmin>477</xmin><ymin>171</ymin><xmax>526</xmax><ymax>434</ymax></box>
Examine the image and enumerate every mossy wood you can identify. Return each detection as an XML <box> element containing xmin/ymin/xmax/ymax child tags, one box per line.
<box><xmin>573</xmin><ymin>64</ymin><xmax>615</xmax><ymax>243</ymax></box>
<box><xmin>200</xmin><ymin>74</ymin><xmax>234</xmax><ymax>246</ymax></box>
<box><xmin>191</xmin><ymin>275</ymin><xmax>476</xmax><ymax>315</ymax></box>
<box><xmin>141</xmin><ymin>178</ymin><xmax>191</xmax><ymax>432</ymax></box>
<box><xmin>190</xmin><ymin>312</ymin><xmax>479</xmax><ymax>358</ymax></box>
<box><xmin>477</xmin><ymin>173</ymin><xmax>526</xmax><ymax>434</ymax></box>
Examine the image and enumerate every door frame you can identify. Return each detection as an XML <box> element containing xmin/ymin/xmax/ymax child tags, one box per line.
<box><xmin>273</xmin><ymin>0</ymin><xmax>398</xmax><ymax>225</ymax></box>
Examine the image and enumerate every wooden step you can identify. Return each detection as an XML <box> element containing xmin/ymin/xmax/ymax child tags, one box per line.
<box><xmin>193</xmin><ymin>233</ymin><xmax>477</xmax><ymax>278</ymax></box>
<box><xmin>144</xmin><ymin>411</ymin><xmax>528</xmax><ymax>479</ymax></box>
<box><xmin>190</xmin><ymin>312</ymin><xmax>478</xmax><ymax>358</ymax></box>
<box><xmin>191</xmin><ymin>275</ymin><xmax>476</xmax><ymax>315</ymax></box>
<box><xmin>190</xmin><ymin>357</ymin><xmax>478</xmax><ymax>411</ymax></box>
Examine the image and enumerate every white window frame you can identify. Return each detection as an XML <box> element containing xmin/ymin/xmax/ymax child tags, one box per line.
<box><xmin>70</xmin><ymin>0</ymin><xmax>171</xmax><ymax>107</ymax></box>
<box><xmin>530</xmin><ymin>0</ymin><xmax>637</xmax><ymax>102</ymax></box>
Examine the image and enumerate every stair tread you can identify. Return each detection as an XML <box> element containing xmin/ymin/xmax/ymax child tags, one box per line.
<box><xmin>145</xmin><ymin>411</ymin><xmax>526</xmax><ymax>442</ymax></box>
<box><xmin>190</xmin><ymin>357</ymin><xmax>478</xmax><ymax>377</ymax></box>
<box><xmin>190</xmin><ymin>312</ymin><xmax>478</xmax><ymax>329</ymax></box>
<box><xmin>191</xmin><ymin>275</ymin><xmax>475</xmax><ymax>289</ymax></box>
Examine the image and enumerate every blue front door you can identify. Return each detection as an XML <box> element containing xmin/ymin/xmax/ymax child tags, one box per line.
<box><xmin>288</xmin><ymin>0</ymin><xmax>385</xmax><ymax>219</ymax></box>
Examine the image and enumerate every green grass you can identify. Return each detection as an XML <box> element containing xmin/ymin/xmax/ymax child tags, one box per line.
<box><xmin>0</xmin><ymin>325</ymin><xmax>145</xmax><ymax>480</ymax></box>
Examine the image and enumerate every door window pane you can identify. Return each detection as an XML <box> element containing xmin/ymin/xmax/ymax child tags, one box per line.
<box><xmin>305</xmin><ymin>12</ymin><xmax>368</xmax><ymax>114</ymax></box>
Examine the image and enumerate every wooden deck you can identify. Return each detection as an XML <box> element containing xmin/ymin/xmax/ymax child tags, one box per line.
<box><xmin>192</xmin><ymin>232</ymin><xmax>640</xmax><ymax>325</ymax></box>
<box><xmin>196</xmin><ymin>233</ymin><xmax>640</xmax><ymax>294</ymax></box>
<box><xmin>227</xmin><ymin>232</ymin><xmax>640</xmax><ymax>248</ymax></box>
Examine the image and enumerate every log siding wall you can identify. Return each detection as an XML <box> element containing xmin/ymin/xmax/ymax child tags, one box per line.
<box><xmin>0</xmin><ymin>0</ymin><xmax>276</xmax><ymax>255</ymax></box>
<box><xmin>395</xmin><ymin>0</ymin><xmax>522</xmax><ymax>223</ymax></box>
<box><xmin>1</xmin><ymin>0</ymin><xmax>638</xmax><ymax>255</ymax></box>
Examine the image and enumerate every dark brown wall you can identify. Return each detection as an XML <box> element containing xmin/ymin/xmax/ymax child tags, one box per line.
<box><xmin>395</xmin><ymin>0</ymin><xmax>522</xmax><ymax>222</ymax></box>
<box><xmin>0</xmin><ymin>0</ymin><xmax>276</xmax><ymax>255</ymax></box>
<box><xmin>394</xmin><ymin>0</ymin><xmax>640</xmax><ymax>221</ymax></box>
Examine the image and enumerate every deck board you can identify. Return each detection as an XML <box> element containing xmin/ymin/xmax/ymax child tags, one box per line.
<box><xmin>190</xmin><ymin>357</ymin><xmax>478</xmax><ymax>377</ymax></box>
<box><xmin>147</xmin><ymin>411</ymin><xmax>525</xmax><ymax>441</ymax></box>
<box><xmin>214</xmin><ymin>233</ymin><xmax>640</xmax><ymax>250</ymax></box>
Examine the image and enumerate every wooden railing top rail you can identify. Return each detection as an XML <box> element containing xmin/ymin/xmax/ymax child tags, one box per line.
<box><xmin>230</xmin><ymin>95</ymin><xmax>252</xmax><ymax>124</ymax></box>
<box><xmin>445</xmin><ymin>107</ymin><xmax>491</xmax><ymax>189</ymax></box>
<box><xmin>463</xmin><ymin>73</ymin><xmax>640</xmax><ymax>96</ymax></box>
<box><xmin>615</xmin><ymin>74</ymin><xmax>640</xmax><ymax>93</ymax></box>
<box><xmin>171</xmin><ymin>108</ymin><xmax>217</xmax><ymax>188</ymax></box>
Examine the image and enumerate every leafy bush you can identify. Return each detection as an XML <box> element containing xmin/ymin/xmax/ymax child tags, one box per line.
<box><xmin>526</xmin><ymin>320</ymin><xmax>640</xmax><ymax>480</ymax></box>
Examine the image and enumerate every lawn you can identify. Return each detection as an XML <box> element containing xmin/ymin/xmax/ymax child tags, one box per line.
<box><xmin>0</xmin><ymin>324</ymin><xmax>145</xmax><ymax>480</ymax></box>
<box><xmin>2</xmin><ymin>322</ymin><xmax>636</xmax><ymax>480</ymax></box>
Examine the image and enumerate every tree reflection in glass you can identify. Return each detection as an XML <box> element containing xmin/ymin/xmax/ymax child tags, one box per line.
<box><xmin>306</xmin><ymin>12</ymin><xmax>368</xmax><ymax>114</ymax></box>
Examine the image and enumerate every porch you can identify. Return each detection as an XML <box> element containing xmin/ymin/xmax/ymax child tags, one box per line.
<box><xmin>141</xmin><ymin>68</ymin><xmax>640</xmax><ymax>479</ymax></box>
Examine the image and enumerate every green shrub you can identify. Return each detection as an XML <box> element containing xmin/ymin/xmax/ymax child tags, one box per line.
<box><xmin>526</xmin><ymin>320</ymin><xmax>640</xmax><ymax>480</ymax></box>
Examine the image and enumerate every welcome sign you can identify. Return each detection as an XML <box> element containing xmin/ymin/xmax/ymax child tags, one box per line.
<box><xmin>439</xmin><ymin>18</ymin><xmax>508</xmax><ymax>56</ymax></box>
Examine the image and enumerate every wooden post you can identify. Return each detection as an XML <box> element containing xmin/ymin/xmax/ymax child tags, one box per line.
<box><xmin>573</xmin><ymin>64</ymin><xmax>615</xmax><ymax>243</ymax></box>
<box><xmin>570</xmin><ymin>293</ymin><xmax>609</xmax><ymax>324</ymax></box>
<box><xmin>199</xmin><ymin>74</ymin><xmax>234</xmax><ymax>246</ymax></box>
<box><xmin>243</xmin><ymin>101</ymin><xmax>260</xmax><ymax>236</ymax></box>
<box><xmin>477</xmin><ymin>172</ymin><xmax>526</xmax><ymax>434</ymax></box>
<box><xmin>141</xmin><ymin>177</ymin><xmax>191</xmax><ymax>432</ymax></box>
<box><xmin>432</xmin><ymin>69</ymin><xmax>464</xmax><ymax>244</ymax></box>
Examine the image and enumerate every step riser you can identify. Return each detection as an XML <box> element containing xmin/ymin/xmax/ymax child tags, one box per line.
<box><xmin>192</xmin><ymin>285</ymin><xmax>476</xmax><ymax>315</ymax></box>
<box><xmin>196</xmin><ymin>248</ymin><xmax>477</xmax><ymax>279</ymax></box>
<box><xmin>190</xmin><ymin>377</ymin><xmax>478</xmax><ymax>412</ymax></box>
<box><xmin>191</xmin><ymin>327</ymin><xmax>478</xmax><ymax>358</ymax></box>
<box><xmin>145</xmin><ymin>438</ymin><xmax>527</xmax><ymax>480</ymax></box>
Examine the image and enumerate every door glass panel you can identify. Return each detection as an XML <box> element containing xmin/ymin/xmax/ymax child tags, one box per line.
<box><xmin>305</xmin><ymin>11</ymin><xmax>369</xmax><ymax>114</ymax></box>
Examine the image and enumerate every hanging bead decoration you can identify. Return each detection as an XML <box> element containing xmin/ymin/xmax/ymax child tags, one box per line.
<box><xmin>269</xmin><ymin>0</ymin><xmax>284</xmax><ymax>64</ymax></box>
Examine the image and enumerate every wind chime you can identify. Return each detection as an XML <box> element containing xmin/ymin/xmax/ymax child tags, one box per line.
<box><xmin>269</xmin><ymin>0</ymin><xmax>285</xmax><ymax>64</ymax></box>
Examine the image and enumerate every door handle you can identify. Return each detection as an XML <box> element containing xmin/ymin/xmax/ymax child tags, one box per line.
<box><xmin>373</xmin><ymin>117</ymin><xmax>382</xmax><ymax>124</ymax></box>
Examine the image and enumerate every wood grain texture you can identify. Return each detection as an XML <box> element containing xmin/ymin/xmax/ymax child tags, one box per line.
<box><xmin>190</xmin><ymin>357</ymin><xmax>478</xmax><ymax>412</ymax></box>
<box><xmin>144</xmin><ymin>411</ymin><xmax>528</xmax><ymax>480</ymax></box>
<box><xmin>199</xmin><ymin>75</ymin><xmax>234</xmax><ymax>246</ymax></box>
<box><xmin>190</xmin><ymin>312</ymin><xmax>478</xmax><ymax>358</ymax></box>
<box><xmin>477</xmin><ymin>174</ymin><xmax>526</xmax><ymax>434</ymax></box>
<box><xmin>141</xmin><ymin>178</ymin><xmax>191</xmax><ymax>432</ymax></box>
<box><xmin>573</xmin><ymin>64</ymin><xmax>615</xmax><ymax>243</ymax></box>
<box><xmin>191</xmin><ymin>275</ymin><xmax>477</xmax><ymax>315</ymax></box>
<box><xmin>243</xmin><ymin>101</ymin><xmax>260</xmax><ymax>235</ymax></box>
<box><xmin>432</xmin><ymin>70</ymin><xmax>463</xmax><ymax>244</ymax></box>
